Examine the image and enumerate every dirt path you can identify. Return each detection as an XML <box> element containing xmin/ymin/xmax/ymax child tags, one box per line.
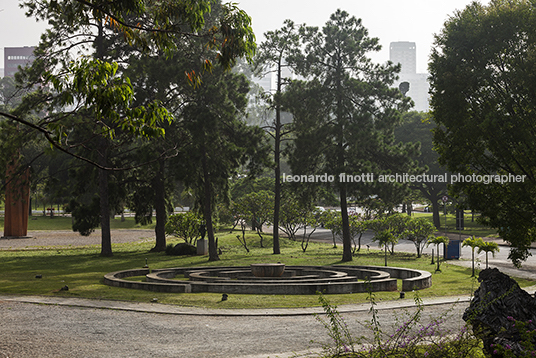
<box><xmin>0</xmin><ymin>229</ymin><xmax>154</xmax><ymax>249</ymax></box>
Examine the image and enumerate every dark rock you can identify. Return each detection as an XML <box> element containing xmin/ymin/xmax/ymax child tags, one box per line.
<box><xmin>60</xmin><ymin>285</ymin><xmax>69</xmax><ymax>291</ymax></box>
<box><xmin>463</xmin><ymin>268</ymin><xmax>536</xmax><ymax>357</ymax></box>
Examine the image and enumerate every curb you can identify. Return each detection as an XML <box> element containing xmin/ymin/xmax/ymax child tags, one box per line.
<box><xmin>0</xmin><ymin>294</ymin><xmax>472</xmax><ymax>317</ymax></box>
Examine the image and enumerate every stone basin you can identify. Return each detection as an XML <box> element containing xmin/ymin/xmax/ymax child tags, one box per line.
<box><xmin>250</xmin><ymin>263</ymin><xmax>285</xmax><ymax>277</ymax></box>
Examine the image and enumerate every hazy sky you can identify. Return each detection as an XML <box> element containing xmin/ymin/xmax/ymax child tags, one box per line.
<box><xmin>1</xmin><ymin>0</ymin><xmax>490</xmax><ymax>72</ymax></box>
<box><xmin>237</xmin><ymin>0</ymin><xmax>491</xmax><ymax>73</ymax></box>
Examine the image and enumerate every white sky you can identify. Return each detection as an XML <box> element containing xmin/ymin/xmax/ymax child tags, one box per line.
<box><xmin>1</xmin><ymin>0</ymin><xmax>490</xmax><ymax>73</ymax></box>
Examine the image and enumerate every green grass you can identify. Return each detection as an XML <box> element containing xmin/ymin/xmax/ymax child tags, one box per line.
<box><xmin>0</xmin><ymin>215</ymin><xmax>155</xmax><ymax>231</ymax></box>
<box><xmin>2</xmin><ymin>209</ymin><xmax>500</xmax><ymax>239</ymax></box>
<box><xmin>414</xmin><ymin>211</ymin><xmax>499</xmax><ymax>238</ymax></box>
<box><xmin>0</xmin><ymin>230</ymin><xmax>533</xmax><ymax>309</ymax></box>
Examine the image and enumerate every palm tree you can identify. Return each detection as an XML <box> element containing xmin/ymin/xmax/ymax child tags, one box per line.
<box><xmin>462</xmin><ymin>236</ymin><xmax>485</xmax><ymax>277</ymax></box>
<box><xmin>477</xmin><ymin>241</ymin><xmax>500</xmax><ymax>269</ymax></box>
<box><xmin>427</xmin><ymin>236</ymin><xmax>449</xmax><ymax>272</ymax></box>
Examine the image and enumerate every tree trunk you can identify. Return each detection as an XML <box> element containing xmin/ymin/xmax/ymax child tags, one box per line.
<box><xmin>98</xmin><ymin>140</ymin><xmax>112</xmax><ymax>257</ymax></box>
<box><xmin>432</xmin><ymin>199</ymin><xmax>441</xmax><ymax>229</ymax></box>
<box><xmin>96</xmin><ymin>20</ymin><xmax>112</xmax><ymax>257</ymax></box>
<box><xmin>202</xmin><ymin>149</ymin><xmax>219</xmax><ymax>261</ymax></box>
<box><xmin>471</xmin><ymin>249</ymin><xmax>475</xmax><ymax>277</ymax></box>
<box><xmin>152</xmin><ymin>158</ymin><xmax>167</xmax><ymax>252</ymax></box>
<box><xmin>340</xmin><ymin>184</ymin><xmax>352</xmax><ymax>262</ymax></box>
<box><xmin>272</xmin><ymin>60</ymin><xmax>282</xmax><ymax>255</ymax></box>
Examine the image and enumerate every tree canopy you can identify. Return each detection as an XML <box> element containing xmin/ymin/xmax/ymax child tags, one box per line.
<box><xmin>285</xmin><ymin>10</ymin><xmax>414</xmax><ymax>262</ymax></box>
<box><xmin>0</xmin><ymin>0</ymin><xmax>257</xmax><ymax>256</ymax></box>
<box><xmin>429</xmin><ymin>0</ymin><xmax>536</xmax><ymax>267</ymax></box>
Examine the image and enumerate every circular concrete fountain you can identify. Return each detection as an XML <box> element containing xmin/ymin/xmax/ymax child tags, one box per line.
<box><xmin>104</xmin><ymin>265</ymin><xmax>432</xmax><ymax>295</ymax></box>
<box><xmin>250</xmin><ymin>263</ymin><xmax>285</xmax><ymax>277</ymax></box>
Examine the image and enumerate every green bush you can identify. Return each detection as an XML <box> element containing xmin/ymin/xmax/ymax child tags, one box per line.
<box><xmin>165</xmin><ymin>242</ymin><xmax>197</xmax><ymax>256</ymax></box>
<box><xmin>165</xmin><ymin>212</ymin><xmax>203</xmax><ymax>244</ymax></box>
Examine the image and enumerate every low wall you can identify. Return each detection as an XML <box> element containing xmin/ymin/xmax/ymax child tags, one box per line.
<box><xmin>344</xmin><ymin>265</ymin><xmax>432</xmax><ymax>291</ymax></box>
<box><xmin>104</xmin><ymin>269</ymin><xmax>191</xmax><ymax>293</ymax></box>
<box><xmin>103</xmin><ymin>265</ymin><xmax>431</xmax><ymax>295</ymax></box>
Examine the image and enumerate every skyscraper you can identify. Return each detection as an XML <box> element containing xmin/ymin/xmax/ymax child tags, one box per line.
<box><xmin>389</xmin><ymin>42</ymin><xmax>416</xmax><ymax>74</ymax></box>
<box><xmin>4</xmin><ymin>46</ymin><xmax>35</xmax><ymax>78</ymax></box>
<box><xmin>389</xmin><ymin>42</ymin><xmax>430</xmax><ymax>112</ymax></box>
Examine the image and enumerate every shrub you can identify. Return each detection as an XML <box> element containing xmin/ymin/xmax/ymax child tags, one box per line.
<box><xmin>165</xmin><ymin>212</ymin><xmax>203</xmax><ymax>244</ymax></box>
<box><xmin>312</xmin><ymin>291</ymin><xmax>484</xmax><ymax>357</ymax></box>
<box><xmin>165</xmin><ymin>242</ymin><xmax>197</xmax><ymax>256</ymax></box>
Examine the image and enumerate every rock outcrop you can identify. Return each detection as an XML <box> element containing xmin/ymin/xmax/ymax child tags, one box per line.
<box><xmin>463</xmin><ymin>268</ymin><xmax>536</xmax><ymax>357</ymax></box>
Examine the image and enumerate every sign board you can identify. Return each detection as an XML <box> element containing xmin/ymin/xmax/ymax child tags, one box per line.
<box><xmin>442</xmin><ymin>195</ymin><xmax>449</xmax><ymax>203</ymax></box>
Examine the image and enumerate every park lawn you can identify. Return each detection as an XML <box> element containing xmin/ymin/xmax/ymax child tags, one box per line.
<box><xmin>414</xmin><ymin>211</ymin><xmax>499</xmax><ymax>238</ymax></box>
<box><xmin>2</xmin><ymin>210</ymin><xmax>499</xmax><ymax>238</ymax></box>
<box><xmin>0</xmin><ymin>230</ymin><xmax>533</xmax><ymax>309</ymax></box>
<box><xmin>0</xmin><ymin>215</ymin><xmax>155</xmax><ymax>231</ymax></box>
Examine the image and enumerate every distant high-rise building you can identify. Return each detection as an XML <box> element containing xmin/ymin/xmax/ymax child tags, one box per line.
<box><xmin>390</xmin><ymin>41</ymin><xmax>416</xmax><ymax>74</ymax></box>
<box><xmin>389</xmin><ymin>41</ymin><xmax>429</xmax><ymax>112</ymax></box>
<box><xmin>4</xmin><ymin>46</ymin><xmax>35</xmax><ymax>78</ymax></box>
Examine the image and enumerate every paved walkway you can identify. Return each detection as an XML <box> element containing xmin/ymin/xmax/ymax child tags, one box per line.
<box><xmin>0</xmin><ymin>293</ymin><xmax>475</xmax><ymax>317</ymax></box>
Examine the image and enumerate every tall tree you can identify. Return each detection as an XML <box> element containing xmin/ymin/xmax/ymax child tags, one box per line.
<box><xmin>178</xmin><ymin>67</ymin><xmax>269</xmax><ymax>261</ymax></box>
<box><xmin>395</xmin><ymin>111</ymin><xmax>448</xmax><ymax>228</ymax></box>
<box><xmin>3</xmin><ymin>0</ymin><xmax>256</xmax><ymax>256</ymax></box>
<box><xmin>253</xmin><ymin>20</ymin><xmax>300</xmax><ymax>255</ymax></box>
<box><xmin>429</xmin><ymin>0</ymin><xmax>536</xmax><ymax>267</ymax></box>
<box><xmin>286</xmin><ymin>10</ymin><xmax>413</xmax><ymax>262</ymax></box>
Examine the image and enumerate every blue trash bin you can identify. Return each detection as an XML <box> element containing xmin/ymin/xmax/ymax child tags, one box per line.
<box><xmin>444</xmin><ymin>240</ymin><xmax>461</xmax><ymax>260</ymax></box>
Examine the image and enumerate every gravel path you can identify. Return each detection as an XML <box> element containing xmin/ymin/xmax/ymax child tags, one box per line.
<box><xmin>0</xmin><ymin>299</ymin><xmax>469</xmax><ymax>358</ymax></box>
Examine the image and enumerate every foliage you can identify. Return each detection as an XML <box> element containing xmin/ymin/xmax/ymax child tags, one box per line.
<box><xmin>314</xmin><ymin>293</ymin><xmax>484</xmax><ymax>358</ymax></box>
<box><xmin>315</xmin><ymin>294</ymin><xmax>357</xmax><ymax>356</ymax></box>
<box><xmin>370</xmin><ymin>214</ymin><xmax>410</xmax><ymax>256</ymax></box>
<box><xmin>395</xmin><ymin>111</ymin><xmax>448</xmax><ymax>229</ymax></box>
<box><xmin>477</xmin><ymin>241</ymin><xmax>500</xmax><ymax>269</ymax></box>
<box><xmin>325</xmin><ymin>211</ymin><xmax>369</xmax><ymax>254</ymax></box>
<box><xmin>230</xmin><ymin>177</ymin><xmax>274</xmax><ymax>202</ymax></box>
<box><xmin>491</xmin><ymin>317</ymin><xmax>536</xmax><ymax>358</ymax></box>
<box><xmin>322</xmin><ymin>210</ymin><xmax>342</xmax><ymax>248</ymax></box>
<box><xmin>165</xmin><ymin>242</ymin><xmax>197</xmax><ymax>256</ymax></box>
<box><xmin>427</xmin><ymin>236</ymin><xmax>449</xmax><ymax>272</ymax></box>
<box><xmin>1</xmin><ymin>0</ymin><xmax>258</xmax><ymax>257</ymax></box>
<box><xmin>462</xmin><ymin>236</ymin><xmax>485</xmax><ymax>277</ymax></box>
<box><xmin>278</xmin><ymin>192</ymin><xmax>315</xmax><ymax>242</ymax></box>
<box><xmin>405</xmin><ymin>217</ymin><xmax>436</xmax><ymax>258</ymax></box>
<box><xmin>65</xmin><ymin>197</ymin><xmax>101</xmax><ymax>236</ymax></box>
<box><xmin>231</xmin><ymin>197</ymin><xmax>252</xmax><ymax>253</ymax></box>
<box><xmin>253</xmin><ymin>19</ymin><xmax>301</xmax><ymax>255</ymax></box>
<box><xmin>429</xmin><ymin>0</ymin><xmax>536</xmax><ymax>267</ymax></box>
<box><xmin>385</xmin><ymin>214</ymin><xmax>411</xmax><ymax>255</ymax></box>
<box><xmin>232</xmin><ymin>190</ymin><xmax>274</xmax><ymax>248</ymax></box>
<box><xmin>165</xmin><ymin>212</ymin><xmax>203</xmax><ymax>245</ymax></box>
<box><xmin>176</xmin><ymin>65</ymin><xmax>270</xmax><ymax>261</ymax></box>
<box><xmin>21</xmin><ymin>0</ymin><xmax>256</xmax><ymax>72</ymax></box>
<box><xmin>298</xmin><ymin>208</ymin><xmax>323</xmax><ymax>253</ymax></box>
<box><xmin>285</xmin><ymin>10</ymin><xmax>415</xmax><ymax>262</ymax></box>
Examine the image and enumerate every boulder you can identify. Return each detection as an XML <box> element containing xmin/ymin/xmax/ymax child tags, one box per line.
<box><xmin>463</xmin><ymin>268</ymin><xmax>536</xmax><ymax>356</ymax></box>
